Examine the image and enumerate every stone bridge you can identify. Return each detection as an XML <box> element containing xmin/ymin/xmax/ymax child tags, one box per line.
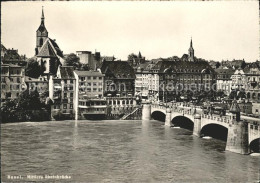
<box><xmin>142</xmin><ymin>102</ymin><xmax>260</xmax><ymax>155</ymax></box>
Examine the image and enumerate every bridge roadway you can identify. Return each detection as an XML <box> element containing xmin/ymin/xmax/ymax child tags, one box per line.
<box><xmin>142</xmin><ymin>102</ymin><xmax>260</xmax><ymax>155</ymax></box>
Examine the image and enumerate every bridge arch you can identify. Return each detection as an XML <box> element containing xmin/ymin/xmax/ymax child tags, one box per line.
<box><xmin>171</xmin><ymin>115</ymin><xmax>194</xmax><ymax>131</ymax></box>
<box><xmin>249</xmin><ymin>138</ymin><xmax>260</xmax><ymax>153</ymax></box>
<box><xmin>151</xmin><ymin>111</ymin><xmax>166</xmax><ymax>122</ymax></box>
<box><xmin>200</xmin><ymin>123</ymin><xmax>228</xmax><ymax>141</ymax></box>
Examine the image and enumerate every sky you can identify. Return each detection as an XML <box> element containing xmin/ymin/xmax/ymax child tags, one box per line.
<box><xmin>1</xmin><ymin>1</ymin><xmax>259</xmax><ymax>62</ymax></box>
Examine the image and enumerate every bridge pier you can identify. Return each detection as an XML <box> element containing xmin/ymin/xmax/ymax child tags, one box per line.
<box><xmin>193</xmin><ymin>114</ymin><xmax>201</xmax><ymax>137</ymax></box>
<box><xmin>142</xmin><ymin>103</ymin><xmax>151</xmax><ymax>121</ymax></box>
<box><xmin>165</xmin><ymin>108</ymin><xmax>172</xmax><ymax>126</ymax></box>
<box><xmin>226</xmin><ymin>122</ymin><xmax>249</xmax><ymax>154</ymax></box>
<box><xmin>225</xmin><ymin>99</ymin><xmax>249</xmax><ymax>154</ymax></box>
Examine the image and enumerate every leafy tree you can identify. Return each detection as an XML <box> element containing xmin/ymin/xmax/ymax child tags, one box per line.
<box><xmin>25</xmin><ymin>58</ymin><xmax>42</xmax><ymax>78</ymax></box>
<box><xmin>1</xmin><ymin>99</ymin><xmax>18</xmax><ymax>122</ymax></box>
<box><xmin>81</xmin><ymin>64</ymin><xmax>90</xmax><ymax>71</ymax></box>
<box><xmin>64</xmin><ymin>53</ymin><xmax>81</xmax><ymax>69</ymax></box>
<box><xmin>17</xmin><ymin>90</ymin><xmax>43</xmax><ymax>110</ymax></box>
<box><xmin>215</xmin><ymin>62</ymin><xmax>221</xmax><ymax>69</ymax></box>
<box><xmin>127</xmin><ymin>53</ymin><xmax>138</xmax><ymax>61</ymax></box>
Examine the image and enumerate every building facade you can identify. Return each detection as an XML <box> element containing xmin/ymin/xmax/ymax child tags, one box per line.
<box><xmin>74</xmin><ymin>70</ymin><xmax>105</xmax><ymax>120</ymax></box>
<box><xmin>215</xmin><ymin>66</ymin><xmax>235</xmax><ymax>95</ymax></box>
<box><xmin>49</xmin><ymin>66</ymin><xmax>76</xmax><ymax>119</ymax></box>
<box><xmin>1</xmin><ymin>64</ymin><xmax>26</xmax><ymax>104</ymax></box>
<box><xmin>76</xmin><ymin>51</ymin><xmax>101</xmax><ymax>70</ymax></box>
<box><xmin>243</xmin><ymin>63</ymin><xmax>260</xmax><ymax>102</ymax></box>
<box><xmin>150</xmin><ymin>40</ymin><xmax>216</xmax><ymax>102</ymax></box>
<box><xmin>100</xmin><ymin>61</ymin><xmax>136</xmax><ymax>97</ymax></box>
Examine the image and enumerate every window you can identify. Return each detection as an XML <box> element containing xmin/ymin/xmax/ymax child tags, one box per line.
<box><xmin>69</xmin><ymin>86</ymin><xmax>73</xmax><ymax>90</ymax></box>
<box><xmin>93</xmin><ymin>76</ymin><xmax>97</xmax><ymax>80</ymax></box>
<box><xmin>40</xmin><ymin>38</ymin><xmax>43</xmax><ymax>46</ymax></box>
<box><xmin>2</xmin><ymin>84</ymin><xmax>5</xmax><ymax>89</ymax></box>
<box><xmin>16</xmin><ymin>85</ymin><xmax>19</xmax><ymax>90</ymax></box>
<box><xmin>17</xmin><ymin>78</ymin><xmax>20</xmax><ymax>83</ymax></box>
<box><xmin>16</xmin><ymin>93</ymin><xmax>19</xmax><ymax>97</ymax></box>
<box><xmin>16</xmin><ymin>70</ymin><xmax>19</xmax><ymax>74</ymax></box>
<box><xmin>99</xmin><ymin>77</ymin><xmax>102</xmax><ymax>80</ymax></box>
<box><xmin>70</xmin><ymin>93</ymin><xmax>73</xmax><ymax>97</ymax></box>
<box><xmin>10</xmin><ymin>85</ymin><xmax>13</xmax><ymax>90</ymax></box>
<box><xmin>87</xmin><ymin>76</ymin><xmax>91</xmax><ymax>80</ymax></box>
<box><xmin>63</xmin><ymin>104</ymin><xmax>67</xmax><ymax>109</ymax></box>
<box><xmin>70</xmin><ymin>104</ymin><xmax>73</xmax><ymax>109</ymax></box>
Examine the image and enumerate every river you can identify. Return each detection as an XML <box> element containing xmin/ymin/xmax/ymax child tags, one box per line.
<box><xmin>1</xmin><ymin>120</ymin><xmax>260</xmax><ymax>182</ymax></box>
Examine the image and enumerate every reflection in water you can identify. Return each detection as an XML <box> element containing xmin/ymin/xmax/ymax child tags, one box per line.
<box><xmin>1</xmin><ymin>120</ymin><xmax>260</xmax><ymax>182</ymax></box>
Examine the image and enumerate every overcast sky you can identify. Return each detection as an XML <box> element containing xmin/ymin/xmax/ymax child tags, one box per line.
<box><xmin>1</xmin><ymin>1</ymin><xmax>259</xmax><ymax>62</ymax></box>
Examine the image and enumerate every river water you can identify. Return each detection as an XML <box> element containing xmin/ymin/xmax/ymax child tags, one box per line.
<box><xmin>1</xmin><ymin>120</ymin><xmax>260</xmax><ymax>182</ymax></box>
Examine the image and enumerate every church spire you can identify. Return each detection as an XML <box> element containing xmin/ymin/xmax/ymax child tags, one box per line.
<box><xmin>188</xmin><ymin>37</ymin><xmax>194</xmax><ymax>61</ymax></box>
<box><xmin>41</xmin><ymin>6</ymin><xmax>44</xmax><ymax>20</ymax></box>
<box><xmin>36</xmin><ymin>7</ymin><xmax>48</xmax><ymax>55</ymax></box>
<box><xmin>41</xmin><ymin>6</ymin><xmax>45</xmax><ymax>25</ymax></box>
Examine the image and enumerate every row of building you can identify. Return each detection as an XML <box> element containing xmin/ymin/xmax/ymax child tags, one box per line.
<box><xmin>1</xmin><ymin>8</ymin><xmax>260</xmax><ymax>120</ymax></box>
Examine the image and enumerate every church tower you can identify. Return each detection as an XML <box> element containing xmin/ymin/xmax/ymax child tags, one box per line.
<box><xmin>188</xmin><ymin>38</ymin><xmax>194</xmax><ymax>61</ymax></box>
<box><xmin>35</xmin><ymin>7</ymin><xmax>48</xmax><ymax>55</ymax></box>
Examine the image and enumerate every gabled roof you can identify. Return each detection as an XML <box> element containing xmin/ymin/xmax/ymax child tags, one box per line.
<box><xmin>37</xmin><ymin>40</ymin><xmax>56</xmax><ymax>57</ymax></box>
<box><xmin>100</xmin><ymin>61</ymin><xmax>136</xmax><ymax>79</ymax></box>
<box><xmin>1</xmin><ymin>43</ymin><xmax>7</xmax><ymax>52</ymax></box>
<box><xmin>37</xmin><ymin>38</ymin><xmax>63</xmax><ymax>58</ymax></box>
<box><xmin>153</xmin><ymin>60</ymin><xmax>215</xmax><ymax>74</ymax></box>
<box><xmin>60</xmin><ymin>66</ymin><xmax>75</xmax><ymax>79</ymax></box>
<box><xmin>74</xmin><ymin>70</ymin><xmax>104</xmax><ymax>77</ymax></box>
<box><xmin>243</xmin><ymin>62</ymin><xmax>260</xmax><ymax>73</ymax></box>
<box><xmin>3</xmin><ymin>49</ymin><xmax>21</xmax><ymax>61</ymax></box>
<box><xmin>49</xmin><ymin>38</ymin><xmax>63</xmax><ymax>57</ymax></box>
<box><xmin>215</xmin><ymin>67</ymin><xmax>235</xmax><ymax>75</ymax></box>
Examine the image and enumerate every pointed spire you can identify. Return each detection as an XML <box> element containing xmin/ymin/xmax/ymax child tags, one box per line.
<box><xmin>41</xmin><ymin>6</ymin><xmax>44</xmax><ymax>20</ymax></box>
<box><xmin>138</xmin><ymin>51</ymin><xmax>142</xmax><ymax>58</ymax></box>
<box><xmin>190</xmin><ymin>37</ymin><xmax>193</xmax><ymax>48</ymax></box>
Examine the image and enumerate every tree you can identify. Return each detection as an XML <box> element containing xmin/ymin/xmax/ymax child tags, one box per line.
<box><xmin>17</xmin><ymin>90</ymin><xmax>43</xmax><ymax>110</ymax></box>
<box><xmin>25</xmin><ymin>58</ymin><xmax>42</xmax><ymax>78</ymax></box>
<box><xmin>1</xmin><ymin>99</ymin><xmax>18</xmax><ymax>122</ymax></box>
<box><xmin>127</xmin><ymin>53</ymin><xmax>138</xmax><ymax>61</ymax></box>
<box><xmin>215</xmin><ymin>62</ymin><xmax>221</xmax><ymax>69</ymax></box>
<box><xmin>81</xmin><ymin>64</ymin><xmax>90</xmax><ymax>71</ymax></box>
<box><xmin>64</xmin><ymin>53</ymin><xmax>81</xmax><ymax>69</ymax></box>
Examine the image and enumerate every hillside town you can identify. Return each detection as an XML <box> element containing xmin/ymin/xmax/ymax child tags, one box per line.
<box><xmin>1</xmin><ymin>8</ymin><xmax>260</xmax><ymax>123</ymax></box>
